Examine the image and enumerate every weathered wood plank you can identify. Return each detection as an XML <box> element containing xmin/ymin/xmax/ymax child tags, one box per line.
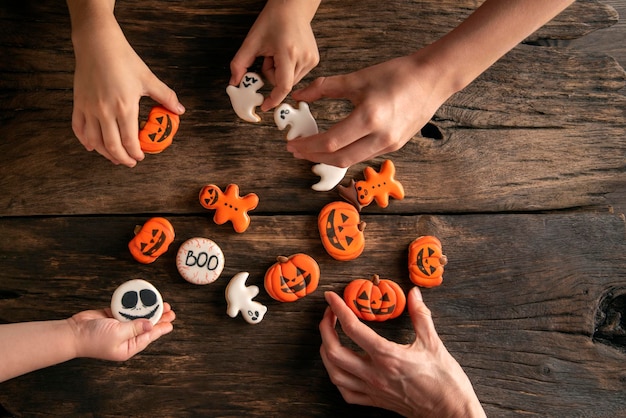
<box><xmin>0</xmin><ymin>213</ymin><xmax>625</xmax><ymax>416</ymax></box>
<box><xmin>0</xmin><ymin>1</ymin><xmax>624</xmax><ymax>217</ymax></box>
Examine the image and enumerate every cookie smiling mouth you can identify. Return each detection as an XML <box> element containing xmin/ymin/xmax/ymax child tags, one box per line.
<box><xmin>119</xmin><ymin>304</ymin><xmax>160</xmax><ymax>321</ymax></box>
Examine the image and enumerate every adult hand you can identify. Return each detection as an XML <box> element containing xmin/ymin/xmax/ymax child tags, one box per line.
<box><xmin>319</xmin><ymin>288</ymin><xmax>485</xmax><ymax>417</ymax></box>
<box><xmin>230</xmin><ymin>0</ymin><xmax>321</xmax><ymax>111</ymax></box>
<box><xmin>287</xmin><ymin>52</ymin><xmax>448</xmax><ymax>168</ymax></box>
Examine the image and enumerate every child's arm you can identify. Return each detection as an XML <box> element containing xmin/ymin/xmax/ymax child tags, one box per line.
<box><xmin>287</xmin><ymin>0</ymin><xmax>575</xmax><ymax>167</ymax></box>
<box><xmin>66</xmin><ymin>0</ymin><xmax>185</xmax><ymax>167</ymax></box>
<box><xmin>0</xmin><ymin>303</ymin><xmax>175</xmax><ymax>383</ymax></box>
<box><xmin>230</xmin><ymin>0</ymin><xmax>322</xmax><ymax>111</ymax></box>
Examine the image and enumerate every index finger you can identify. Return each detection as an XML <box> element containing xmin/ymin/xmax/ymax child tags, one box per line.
<box><xmin>229</xmin><ymin>42</ymin><xmax>258</xmax><ymax>86</ymax></box>
<box><xmin>262</xmin><ymin>53</ymin><xmax>295</xmax><ymax>110</ymax></box>
<box><xmin>324</xmin><ymin>291</ymin><xmax>389</xmax><ymax>355</ymax></box>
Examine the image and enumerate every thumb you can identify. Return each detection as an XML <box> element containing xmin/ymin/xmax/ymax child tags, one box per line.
<box><xmin>145</xmin><ymin>74</ymin><xmax>185</xmax><ymax>115</ymax></box>
<box><xmin>407</xmin><ymin>287</ymin><xmax>439</xmax><ymax>347</ymax></box>
<box><xmin>123</xmin><ymin>319</ymin><xmax>153</xmax><ymax>340</ymax></box>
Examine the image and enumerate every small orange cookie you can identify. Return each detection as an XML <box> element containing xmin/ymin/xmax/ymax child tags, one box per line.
<box><xmin>264</xmin><ymin>254</ymin><xmax>320</xmax><ymax>302</ymax></box>
<box><xmin>139</xmin><ymin>106</ymin><xmax>179</xmax><ymax>154</ymax></box>
<box><xmin>338</xmin><ymin>160</ymin><xmax>404</xmax><ymax>210</ymax></box>
<box><xmin>343</xmin><ymin>274</ymin><xmax>406</xmax><ymax>322</ymax></box>
<box><xmin>199</xmin><ymin>184</ymin><xmax>259</xmax><ymax>233</ymax></box>
<box><xmin>318</xmin><ymin>201</ymin><xmax>366</xmax><ymax>261</ymax></box>
<box><xmin>128</xmin><ymin>217</ymin><xmax>175</xmax><ymax>264</ymax></box>
<box><xmin>408</xmin><ymin>236</ymin><xmax>448</xmax><ymax>288</ymax></box>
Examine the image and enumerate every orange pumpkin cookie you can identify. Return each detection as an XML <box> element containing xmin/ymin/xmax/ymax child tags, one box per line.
<box><xmin>408</xmin><ymin>236</ymin><xmax>448</xmax><ymax>288</ymax></box>
<box><xmin>318</xmin><ymin>201</ymin><xmax>366</xmax><ymax>261</ymax></box>
<box><xmin>264</xmin><ymin>254</ymin><xmax>320</xmax><ymax>302</ymax></box>
<box><xmin>128</xmin><ymin>217</ymin><xmax>175</xmax><ymax>264</ymax></box>
<box><xmin>343</xmin><ymin>274</ymin><xmax>406</xmax><ymax>322</ymax></box>
<box><xmin>199</xmin><ymin>184</ymin><xmax>259</xmax><ymax>233</ymax></box>
<box><xmin>338</xmin><ymin>159</ymin><xmax>404</xmax><ymax>210</ymax></box>
<box><xmin>139</xmin><ymin>106</ymin><xmax>179</xmax><ymax>154</ymax></box>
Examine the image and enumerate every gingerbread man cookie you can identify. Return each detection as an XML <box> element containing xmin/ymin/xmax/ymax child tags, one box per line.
<box><xmin>226</xmin><ymin>72</ymin><xmax>264</xmax><ymax>123</ymax></box>
<box><xmin>338</xmin><ymin>159</ymin><xmax>404</xmax><ymax>210</ymax></box>
<box><xmin>225</xmin><ymin>272</ymin><xmax>267</xmax><ymax>324</ymax></box>
<box><xmin>199</xmin><ymin>183</ymin><xmax>259</xmax><ymax>233</ymax></box>
<box><xmin>274</xmin><ymin>101</ymin><xmax>348</xmax><ymax>192</ymax></box>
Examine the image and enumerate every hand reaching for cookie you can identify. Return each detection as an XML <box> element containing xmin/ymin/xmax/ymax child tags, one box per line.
<box><xmin>229</xmin><ymin>0</ymin><xmax>321</xmax><ymax>111</ymax></box>
<box><xmin>319</xmin><ymin>288</ymin><xmax>485</xmax><ymax>417</ymax></box>
<box><xmin>67</xmin><ymin>0</ymin><xmax>185</xmax><ymax>167</ymax></box>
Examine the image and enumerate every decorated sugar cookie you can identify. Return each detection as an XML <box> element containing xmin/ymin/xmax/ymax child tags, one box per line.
<box><xmin>199</xmin><ymin>183</ymin><xmax>259</xmax><ymax>233</ymax></box>
<box><xmin>226</xmin><ymin>72</ymin><xmax>264</xmax><ymax>123</ymax></box>
<box><xmin>225</xmin><ymin>272</ymin><xmax>267</xmax><ymax>324</ymax></box>
<box><xmin>139</xmin><ymin>106</ymin><xmax>179</xmax><ymax>154</ymax></box>
<box><xmin>264</xmin><ymin>253</ymin><xmax>320</xmax><ymax>302</ymax></box>
<box><xmin>338</xmin><ymin>159</ymin><xmax>404</xmax><ymax>210</ymax></box>
<box><xmin>176</xmin><ymin>237</ymin><xmax>225</xmax><ymax>285</ymax></box>
<box><xmin>343</xmin><ymin>274</ymin><xmax>405</xmax><ymax>322</ymax></box>
<box><xmin>128</xmin><ymin>217</ymin><xmax>175</xmax><ymax>264</ymax></box>
<box><xmin>318</xmin><ymin>201</ymin><xmax>366</xmax><ymax>261</ymax></box>
<box><xmin>274</xmin><ymin>101</ymin><xmax>348</xmax><ymax>191</ymax></box>
<box><xmin>111</xmin><ymin>279</ymin><xmax>164</xmax><ymax>325</ymax></box>
<box><xmin>408</xmin><ymin>236</ymin><xmax>448</xmax><ymax>288</ymax></box>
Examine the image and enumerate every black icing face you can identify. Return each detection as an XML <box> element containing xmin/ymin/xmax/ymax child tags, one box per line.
<box><xmin>111</xmin><ymin>279</ymin><xmax>163</xmax><ymax>325</ymax></box>
<box><xmin>119</xmin><ymin>289</ymin><xmax>159</xmax><ymax>320</ymax></box>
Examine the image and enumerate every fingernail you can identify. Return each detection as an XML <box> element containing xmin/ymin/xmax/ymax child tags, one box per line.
<box><xmin>177</xmin><ymin>103</ymin><xmax>186</xmax><ymax>114</ymax></box>
<box><xmin>411</xmin><ymin>286</ymin><xmax>423</xmax><ymax>301</ymax></box>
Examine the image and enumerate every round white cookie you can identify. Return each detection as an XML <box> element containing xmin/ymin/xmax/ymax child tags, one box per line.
<box><xmin>111</xmin><ymin>279</ymin><xmax>164</xmax><ymax>325</ymax></box>
<box><xmin>176</xmin><ymin>237</ymin><xmax>225</xmax><ymax>285</ymax></box>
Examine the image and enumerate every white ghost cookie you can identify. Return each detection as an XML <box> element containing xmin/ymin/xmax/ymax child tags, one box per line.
<box><xmin>226</xmin><ymin>72</ymin><xmax>264</xmax><ymax>123</ymax></box>
<box><xmin>176</xmin><ymin>237</ymin><xmax>225</xmax><ymax>285</ymax></box>
<box><xmin>111</xmin><ymin>279</ymin><xmax>164</xmax><ymax>325</ymax></box>
<box><xmin>274</xmin><ymin>101</ymin><xmax>348</xmax><ymax>191</ymax></box>
<box><xmin>225</xmin><ymin>272</ymin><xmax>267</xmax><ymax>324</ymax></box>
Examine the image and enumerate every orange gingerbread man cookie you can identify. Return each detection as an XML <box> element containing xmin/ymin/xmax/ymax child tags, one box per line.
<box><xmin>338</xmin><ymin>159</ymin><xmax>404</xmax><ymax>210</ymax></box>
<box><xmin>199</xmin><ymin>184</ymin><xmax>259</xmax><ymax>233</ymax></box>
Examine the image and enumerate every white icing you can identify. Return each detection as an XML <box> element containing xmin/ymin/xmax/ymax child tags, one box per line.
<box><xmin>225</xmin><ymin>272</ymin><xmax>267</xmax><ymax>324</ymax></box>
<box><xmin>111</xmin><ymin>279</ymin><xmax>164</xmax><ymax>325</ymax></box>
<box><xmin>176</xmin><ymin>237</ymin><xmax>225</xmax><ymax>285</ymax></box>
<box><xmin>226</xmin><ymin>72</ymin><xmax>264</xmax><ymax>123</ymax></box>
<box><xmin>274</xmin><ymin>101</ymin><xmax>347</xmax><ymax>191</ymax></box>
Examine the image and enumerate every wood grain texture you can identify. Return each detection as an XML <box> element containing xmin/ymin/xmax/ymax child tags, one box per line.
<box><xmin>0</xmin><ymin>213</ymin><xmax>625</xmax><ymax>417</ymax></box>
<box><xmin>1</xmin><ymin>0</ymin><xmax>625</xmax><ymax>416</ymax></box>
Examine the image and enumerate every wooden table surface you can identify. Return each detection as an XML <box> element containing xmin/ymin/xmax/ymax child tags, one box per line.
<box><xmin>1</xmin><ymin>1</ymin><xmax>625</xmax><ymax>416</ymax></box>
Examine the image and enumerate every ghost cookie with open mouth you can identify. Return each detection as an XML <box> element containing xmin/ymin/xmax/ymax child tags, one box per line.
<box><xmin>226</xmin><ymin>72</ymin><xmax>264</xmax><ymax>123</ymax></box>
<box><xmin>225</xmin><ymin>272</ymin><xmax>267</xmax><ymax>324</ymax></box>
<box><xmin>111</xmin><ymin>279</ymin><xmax>164</xmax><ymax>325</ymax></box>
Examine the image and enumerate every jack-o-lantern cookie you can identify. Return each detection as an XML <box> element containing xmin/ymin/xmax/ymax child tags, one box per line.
<box><xmin>318</xmin><ymin>201</ymin><xmax>366</xmax><ymax>261</ymax></box>
<box><xmin>264</xmin><ymin>254</ymin><xmax>320</xmax><ymax>302</ymax></box>
<box><xmin>139</xmin><ymin>106</ymin><xmax>179</xmax><ymax>154</ymax></box>
<box><xmin>343</xmin><ymin>274</ymin><xmax>405</xmax><ymax>322</ymax></box>
<box><xmin>111</xmin><ymin>279</ymin><xmax>164</xmax><ymax>325</ymax></box>
<box><xmin>176</xmin><ymin>237</ymin><xmax>225</xmax><ymax>285</ymax></box>
<box><xmin>408</xmin><ymin>236</ymin><xmax>448</xmax><ymax>288</ymax></box>
<box><xmin>128</xmin><ymin>217</ymin><xmax>175</xmax><ymax>264</ymax></box>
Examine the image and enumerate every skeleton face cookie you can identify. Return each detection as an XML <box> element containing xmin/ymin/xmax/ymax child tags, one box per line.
<box><xmin>111</xmin><ymin>279</ymin><xmax>164</xmax><ymax>325</ymax></box>
<box><xmin>226</xmin><ymin>72</ymin><xmax>264</xmax><ymax>123</ymax></box>
<box><xmin>274</xmin><ymin>101</ymin><xmax>348</xmax><ymax>191</ymax></box>
<box><xmin>225</xmin><ymin>272</ymin><xmax>267</xmax><ymax>324</ymax></box>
